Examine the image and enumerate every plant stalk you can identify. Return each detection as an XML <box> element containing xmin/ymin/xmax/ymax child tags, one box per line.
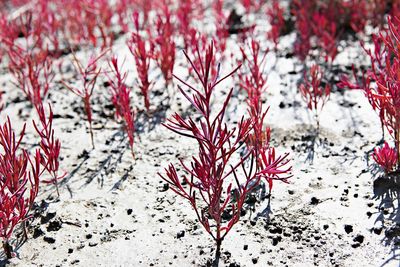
<box><xmin>213</xmin><ymin>239</ymin><xmax>221</xmax><ymax>267</ymax></box>
<box><xmin>3</xmin><ymin>240</ymin><xmax>12</xmax><ymax>259</ymax></box>
<box><xmin>396</xmin><ymin>130</ymin><xmax>400</xmax><ymax>170</ymax></box>
<box><xmin>89</xmin><ymin>121</ymin><xmax>95</xmax><ymax>150</ymax></box>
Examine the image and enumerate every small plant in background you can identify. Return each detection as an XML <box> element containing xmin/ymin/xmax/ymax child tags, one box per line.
<box><xmin>33</xmin><ymin>104</ymin><xmax>66</xmax><ymax>197</ymax></box>
<box><xmin>339</xmin><ymin>15</ymin><xmax>400</xmax><ymax>170</ymax></box>
<box><xmin>175</xmin><ymin>0</ymin><xmax>203</xmax><ymax>50</ymax></box>
<box><xmin>159</xmin><ymin>42</ymin><xmax>292</xmax><ymax>264</ymax></box>
<box><xmin>299</xmin><ymin>64</ymin><xmax>330</xmax><ymax>130</ymax></box>
<box><xmin>266</xmin><ymin>0</ymin><xmax>286</xmax><ymax>50</ymax></box>
<box><xmin>213</xmin><ymin>0</ymin><xmax>228</xmax><ymax>54</ymax></box>
<box><xmin>62</xmin><ymin>50</ymin><xmax>107</xmax><ymax>149</ymax></box>
<box><xmin>152</xmin><ymin>2</ymin><xmax>175</xmax><ymax>87</ymax></box>
<box><xmin>241</xmin><ymin>0</ymin><xmax>263</xmax><ymax>13</ymax></box>
<box><xmin>7</xmin><ymin>46</ymin><xmax>54</xmax><ymax>109</ymax></box>
<box><xmin>373</xmin><ymin>142</ymin><xmax>398</xmax><ymax>174</ymax></box>
<box><xmin>0</xmin><ymin>118</ymin><xmax>41</xmax><ymax>259</ymax></box>
<box><xmin>108</xmin><ymin>56</ymin><xmax>136</xmax><ymax>158</ymax></box>
<box><xmin>238</xmin><ymin>39</ymin><xmax>292</xmax><ymax>192</ymax></box>
<box><xmin>128</xmin><ymin>12</ymin><xmax>154</xmax><ymax>112</ymax></box>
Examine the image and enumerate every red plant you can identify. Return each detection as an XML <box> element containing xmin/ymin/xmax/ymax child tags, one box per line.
<box><xmin>373</xmin><ymin>141</ymin><xmax>398</xmax><ymax>174</ymax></box>
<box><xmin>238</xmin><ymin>39</ymin><xmax>292</xmax><ymax>192</ymax></box>
<box><xmin>266</xmin><ymin>0</ymin><xmax>285</xmax><ymax>49</ymax></box>
<box><xmin>238</xmin><ymin>39</ymin><xmax>268</xmax><ymax>104</ymax></box>
<box><xmin>311</xmin><ymin>12</ymin><xmax>338</xmax><ymax>62</ymax></box>
<box><xmin>33</xmin><ymin>104</ymin><xmax>66</xmax><ymax>197</ymax></box>
<box><xmin>241</xmin><ymin>0</ymin><xmax>262</xmax><ymax>13</ymax></box>
<box><xmin>7</xmin><ymin>45</ymin><xmax>54</xmax><ymax>109</ymax></box>
<box><xmin>339</xmin><ymin>16</ymin><xmax>400</xmax><ymax>168</ymax></box>
<box><xmin>159</xmin><ymin>42</ymin><xmax>292</xmax><ymax>262</ymax></box>
<box><xmin>108</xmin><ymin>56</ymin><xmax>136</xmax><ymax>158</ymax></box>
<box><xmin>128</xmin><ymin>12</ymin><xmax>154</xmax><ymax>112</ymax></box>
<box><xmin>175</xmin><ymin>0</ymin><xmax>203</xmax><ymax>50</ymax></box>
<box><xmin>289</xmin><ymin>0</ymin><xmax>371</xmax><ymax>62</ymax></box>
<box><xmin>299</xmin><ymin>64</ymin><xmax>331</xmax><ymax>129</ymax></box>
<box><xmin>152</xmin><ymin>2</ymin><xmax>175</xmax><ymax>86</ymax></box>
<box><xmin>0</xmin><ymin>118</ymin><xmax>41</xmax><ymax>259</ymax></box>
<box><xmin>213</xmin><ymin>0</ymin><xmax>228</xmax><ymax>54</ymax></box>
<box><xmin>62</xmin><ymin>50</ymin><xmax>107</xmax><ymax>149</ymax></box>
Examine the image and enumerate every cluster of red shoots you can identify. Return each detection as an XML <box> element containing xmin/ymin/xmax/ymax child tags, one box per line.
<box><xmin>108</xmin><ymin>57</ymin><xmax>136</xmax><ymax>159</ymax></box>
<box><xmin>0</xmin><ymin>118</ymin><xmax>41</xmax><ymax>259</ymax></box>
<box><xmin>62</xmin><ymin>51</ymin><xmax>107</xmax><ymax>149</ymax></box>
<box><xmin>238</xmin><ymin>39</ymin><xmax>292</xmax><ymax>192</ymax></box>
<box><xmin>267</xmin><ymin>0</ymin><xmax>399</xmax><ymax>63</ymax></box>
<box><xmin>339</xmin><ymin>15</ymin><xmax>400</xmax><ymax>173</ymax></box>
<box><xmin>159</xmin><ymin>42</ymin><xmax>292</xmax><ymax>258</ymax></box>
<box><xmin>300</xmin><ymin>64</ymin><xmax>331</xmax><ymax>129</ymax></box>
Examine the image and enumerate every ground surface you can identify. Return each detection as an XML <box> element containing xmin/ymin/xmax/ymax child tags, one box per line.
<box><xmin>0</xmin><ymin>2</ymin><xmax>399</xmax><ymax>267</ymax></box>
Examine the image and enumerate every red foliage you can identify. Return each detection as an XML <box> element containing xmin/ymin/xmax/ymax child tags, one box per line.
<box><xmin>238</xmin><ymin>39</ymin><xmax>292</xmax><ymax>191</ymax></box>
<box><xmin>33</xmin><ymin>104</ymin><xmax>65</xmax><ymax>197</ymax></box>
<box><xmin>373</xmin><ymin>141</ymin><xmax>398</xmax><ymax>174</ymax></box>
<box><xmin>266</xmin><ymin>0</ymin><xmax>285</xmax><ymax>49</ymax></box>
<box><xmin>128</xmin><ymin>12</ymin><xmax>154</xmax><ymax>112</ymax></box>
<box><xmin>175</xmin><ymin>0</ymin><xmax>203</xmax><ymax>50</ymax></box>
<box><xmin>241</xmin><ymin>0</ymin><xmax>262</xmax><ymax>13</ymax></box>
<box><xmin>152</xmin><ymin>2</ymin><xmax>175</xmax><ymax>86</ymax></box>
<box><xmin>289</xmin><ymin>0</ymin><xmax>371</xmax><ymax>62</ymax></box>
<box><xmin>339</xmin><ymin>16</ymin><xmax>400</xmax><ymax>168</ymax></box>
<box><xmin>62</xmin><ymin>50</ymin><xmax>107</xmax><ymax>149</ymax></box>
<box><xmin>213</xmin><ymin>0</ymin><xmax>229</xmax><ymax>54</ymax></box>
<box><xmin>108</xmin><ymin>57</ymin><xmax>136</xmax><ymax>158</ymax></box>
<box><xmin>7</xmin><ymin>45</ymin><xmax>54</xmax><ymax>109</ymax></box>
<box><xmin>299</xmin><ymin>64</ymin><xmax>330</xmax><ymax>127</ymax></box>
<box><xmin>0</xmin><ymin>118</ymin><xmax>41</xmax><ymax>259</ymax></box>
<box><xmin>159</xmin><ymin>42</ymin><xmax>292</xmax><ymax>258</ymax></box>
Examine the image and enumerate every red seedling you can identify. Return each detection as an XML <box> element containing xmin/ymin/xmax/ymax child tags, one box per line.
<box><xmin>373</xmin><ymin>141</ymin><xmax>398</xmax><ymax>174</ymax></box>
<box><xmin>33</xmin><ymin>104</ymin><xmax>66</xmax><ymax>197</ymax></box>
<box><xmin>266</xmin><ymin>0</ymin><xmax>285</xmax><ymax>50</ymax></box>
<box><xmin>238</xmin><ymin>39</ymin><xmax>292</xmax><ymax>192</ymax></box>
<box><xmin>62</xmin><ymin>50</ymin><xmax>107</xmax><ymax>149</ymax></box>
<box><xmin>152</xmin><ymin>2</ymin><xmax>175</xmax><ymax>87</ymax></box>
<box><xmin>128</xmin><ymin>12</ymin><xmax>154</xmax><ymax>112</ymax></box>
<box><xmin>175</xmin><ymin>0</ymin><xmax>203</xmax><ymax>50</ymax></box>
<box><xmin>299</xmin><ymin>64</ymin><xmax>331</xmax><ymax>129</ymax></box>
<box><xmin>7</xmin><ymin>45</ymin><xmax>54</xmax><ymax>109</ymax></box>
<box><xmin>241</xmin><ymin>0</ymin><xmax>262</xmax><ymax>13</ymax></box>
<box><xmin>0</xmin><ymin>118</ymin><xmax>41</xmax><ymax>259</ymax></box>
<box><xmin>213</xmin><ymin>0</ymin><xmax>228</xmax><ymax>54</ymax></box>
<box><xmin>159</xmin><ymin>42</ymin><xmax>292</xmax><ymax>263</ymax></box>
<box><xmin>340</xmin><ymin>16</ymin><xmax>400</xmax><ymax>167</ymax></box>
<box><xmin>108</xmin><ymin>56</ymin><xmax>136</xmax><ymax>158</ymax></box>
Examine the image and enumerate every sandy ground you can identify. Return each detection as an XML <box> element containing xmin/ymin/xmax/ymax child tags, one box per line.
<box><xmin>0</xmin><ymin>2</ymin><xmax>399</xmax><ymax>267</ymax></box>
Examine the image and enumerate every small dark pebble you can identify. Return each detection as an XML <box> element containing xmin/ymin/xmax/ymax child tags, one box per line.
<box><xmin>47</xmin><ymin>220</ymin><xmax>62</xmax><ymax>232</ymax></box>
<box><xmin>177</xmin><ymin>230</ymin><xmax>185</xmax><ymax>239</ymax></box>
<box><xmin>310</xmin><ymin>197</ymin><xmax>319</xmax><ymax>205</ymax></box>
<box><xmin>44</xmin><ymin>236</ymin><xmax>56</xmax><ymax>244</ymax></box>
<box><xmin>33</xmin><ymin>228</ymin><xmax>44</xmax><ymax>238</ymax></box>
<box><xmin>243</xmin><ymin>244</ymin><xmax>248</xmax><ymax>250</ymax></box>
<box><xmin>127</xmin><ymin>209</ymin><xmax>133</xmax><ymax>215</ymax></box>
<box><xmin>373</xmin><ymin>227</ymin><xmax>383</xmax><ymax>235</ymax></box>
<box><xmin>353</xmin><ymin>235</ymin><xmax>364</xmax><ymax>243</ymax></box>
<box><xmin>344</xmin><ymin>225</ymin><xmax>353</xmax><ymax>234</ymax></box>
<box><xmin>41</xmin><ymin>212</ymin><xmax>56</xmax><ymax>224</ymax></box>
